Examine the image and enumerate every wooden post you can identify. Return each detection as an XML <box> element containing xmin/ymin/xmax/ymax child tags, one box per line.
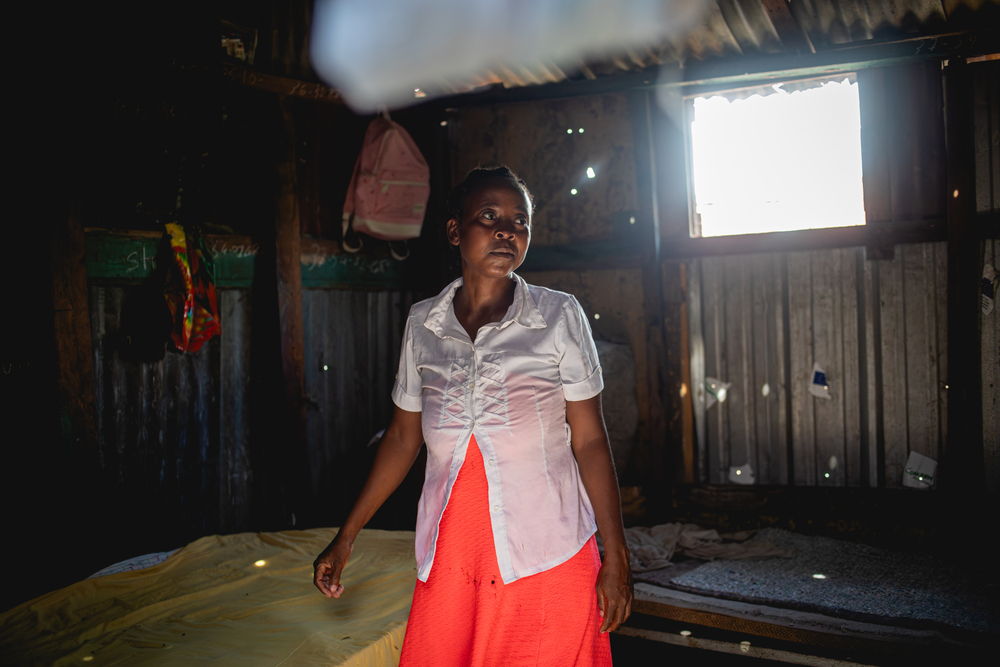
<box><xmin>50</xmin><ymin>208</ymin><xmax>98</xmax><ymax>454</ymax></box>
<box><xmin>944</xmin><ymin>59</ymin><xmax>984</xmax><ymax>493</ymax></box>
<box><xmin>650</xmin><ymin>88</ymin><xmax>698</xmax><ymax>485</ymax></box>
<box><xmin>275</xmin><ymin>97</ymin><xmax>310</xmax><ymax>526</ymax></box>
<box><xmin>858</xmin><ymin>67</ymin><xmax>896</xmax><ymax>261</ymax></box>
<box><xmin>629</xmin><ymin>90</ymin><xmax>668</xmax><ymax>507</ymax></box>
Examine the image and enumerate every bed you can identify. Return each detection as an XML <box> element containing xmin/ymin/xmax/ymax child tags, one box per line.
<box><xmin>620</xmin><ymin>526</ymin><xmax>999</xmax><ymax>665</ymax></box>
<box><xmin>0</xmin><ymin>529</ymin><xmax>417</xmax><ymax>666</ymax></box>
<box><xmin>4</xmin><ymin>525</ymin><xmax>996</xmax><ymax>666</ymax></box>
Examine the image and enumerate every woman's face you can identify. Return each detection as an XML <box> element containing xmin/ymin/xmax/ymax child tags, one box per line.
<box><xmin>447</xmin><ymin>180</ymin><xmax>531</xmax><ymax>279</ymax></box>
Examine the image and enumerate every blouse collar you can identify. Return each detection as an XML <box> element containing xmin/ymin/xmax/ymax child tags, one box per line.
<box><xmin>423</xmin><ymin>272</ymin><xmax>546</xmax><ymax>339</ymax></box>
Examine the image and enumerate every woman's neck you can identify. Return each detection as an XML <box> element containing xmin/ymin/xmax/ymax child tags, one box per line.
<box><xmin>453</xmin><ymin>272</ymin><xmax>516</xmax><ymax>340</ymax></box>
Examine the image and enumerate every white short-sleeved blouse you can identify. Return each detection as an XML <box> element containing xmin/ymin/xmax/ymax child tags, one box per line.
<box><xmin>392</xmin><ymin>273</ymin><xmax>604</xmax><ymax>584</ymax></box>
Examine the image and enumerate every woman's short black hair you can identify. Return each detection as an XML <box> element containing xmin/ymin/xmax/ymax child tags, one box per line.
<box><xmin>446</xmin><ymin>165</ymin><xmax>534</xmax><ymax>221</ymax></box>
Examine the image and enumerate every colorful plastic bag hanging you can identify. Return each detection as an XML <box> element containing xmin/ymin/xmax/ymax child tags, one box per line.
<box><xmin>163</xmin><ymin>223</ymin><xmax>221</xmax><ymax>353</ymax></box>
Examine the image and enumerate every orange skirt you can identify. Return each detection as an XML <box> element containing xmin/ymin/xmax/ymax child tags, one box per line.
<box><xmin>399</xmin><ymin>435</ymin><xmax>612</xmax><ymax>667</ymax></box>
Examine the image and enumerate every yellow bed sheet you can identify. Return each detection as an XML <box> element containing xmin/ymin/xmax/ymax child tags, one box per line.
<box><xmin>1</xmin><ymin>528</ymin><xmax>417</xmax><ymax>666</ymax></box>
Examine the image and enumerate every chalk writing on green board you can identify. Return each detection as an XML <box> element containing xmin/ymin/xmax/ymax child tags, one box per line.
<box><xmin>85</xmin><ymin>232</ymin><xmax>402</xmax><ymax>287</ymax></box>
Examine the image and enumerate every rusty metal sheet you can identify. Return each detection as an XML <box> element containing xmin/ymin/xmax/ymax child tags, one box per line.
<box><xmin>691</xmin><ymin>242</ymin><xmax>950</xmax><ymax>488</ymax></box>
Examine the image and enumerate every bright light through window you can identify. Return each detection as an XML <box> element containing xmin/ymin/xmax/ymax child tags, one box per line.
<box><xmin>689</xmin><ymin>77</ymin><xmax>865</xmax><ymax>238</ymax></box>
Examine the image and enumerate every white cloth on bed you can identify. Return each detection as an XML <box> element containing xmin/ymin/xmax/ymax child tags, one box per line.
<box><xmin>624</xmin><ymin>523</ymin><xmax>794</xmax><ymax>572</ymax></box>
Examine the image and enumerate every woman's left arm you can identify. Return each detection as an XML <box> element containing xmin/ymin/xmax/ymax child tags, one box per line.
<box><xmin>566</xmin><ymin>394</ymin><xmax>633</xmax><ymax>634</ymax></box>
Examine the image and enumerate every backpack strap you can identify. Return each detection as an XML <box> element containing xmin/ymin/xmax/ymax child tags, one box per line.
<box><xmin>341</xmin><ymin>140</ymin><xmax>364</xmax><ymax>253</ymax></box>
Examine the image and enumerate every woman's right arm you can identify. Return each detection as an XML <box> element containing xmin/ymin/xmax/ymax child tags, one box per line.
<box><xmin>313</xmin><ymin>405</ymin><xmax>423</xmax><ymax>598</ymax></box>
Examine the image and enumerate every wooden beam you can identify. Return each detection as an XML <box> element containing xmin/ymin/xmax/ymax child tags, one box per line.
<box><xmin>222</xmin><ymin>63</ymin><xmax>344</xmax><ymax>104</ymax></box>
<box><xmin>50</xmin><ymin>208</ymin><xmax>98</xmax><ymax>454</ymax></box>
<box><xmin>858</xmin><ymin>66</ymin><xmax>897</xmax><ymax>260</ymax></box>
<box><xmin>475</xmin><ymin>216</ymin><xmax>958</xmax><ymax>269</ymax></box>
<box><xmin>617</xmin><ymin>624</ymin><xmax>874</xmax><ymax>666</ymax></box>
<box><xmin>82</xmin><ymin>230</ymin><xmax>405</xmax><ymax>288</ymax></box>
<box><xmin>943</xmin><ymin>59</ymin><xmax>984</xmax><ymax>492</ymax></box>
<box><xmin>677</xmin><ymin>264</ymin><xmax>695</xmax><ymax>483</ymax></box>
<box><xmin>645</xmin><ymin>87</ymin><xmax>697</xmax><ymax>486</ymax></box>
<box><xmin>276</xmin><ymin>103</ymin><xmax>306</xmax><ymax>403</ymax></box>
<box><xmin>421</xmin><ymin>33</ymin><xmax>999</xmax><ymax>110</ymax></box>
<box><xmin>222</xmin><ymin>33</ymin><xmax>998</xmax><ymax>112</ymax></box>
<box><xmin>661</xmin><ymin>221</ymin><xmax>947</xmax><ymax>260</ymax></box>
<box><xmin>275</xmin><ymin>98</ymin><xmax>310</xmax><ymax>525</ymax></box>
<box><xmin>623</xmin><ymin>604</ymin><xmax>977</xmax><ymax>664</ymax></box>
<box><xmin>643</xmin><ymin>86</ymin><xmax>696</xmax><ymax>486</ymax></box>
<box><xmin>629</xmin><ymin>90</ymin><xmax>672</xmax><ymax>505</ymax></box>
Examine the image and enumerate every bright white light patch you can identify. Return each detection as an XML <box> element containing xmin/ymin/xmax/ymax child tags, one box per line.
<box><xmin>586</xmin><ymin>167</ymin><xmax>596</xmax><ymax>179</ymax></box>
<box><xmin>570</xmin><ymin>188</ymin><xmax>578</xmax><ymax>195</ymax></box>
<box><xmin>812</xmin><ymin>573</ymin><xmax>827</xmax><ymax>579</ymax></box>
<box><xmin>254</xmin><ymin>559</ymin><xmax>267</xmax><ymax>567</ymax></box>
<box><xmin>322</xmin><ymin>364</ymin><xmax>329</xmax><ymax>371</ymax></box>
<box><xmin>680</xmin><ymin>630</ymin><xmax>692</xmax><ymax>637</ymax></box>
<box><xmin>309</xmin><ymin>0</ymin><xmax>709</xmax><ymax>112</ymax></box>
<box><xmin>690</xmin><ymin>78</ymin><xmax>865</xmax><ymax>237</ymax></box>
<box><xmin>593</xmin><ymin>313</ymin><xmax>601</xmax><ymax>320</ymax></box>
<box><xmin>567</xmin><ymin>128</ymin><xmax>574</xmax><ymax>134</ymax></box>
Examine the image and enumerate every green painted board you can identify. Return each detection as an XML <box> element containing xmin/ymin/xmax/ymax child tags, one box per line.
<box><xmin>84</xmin><ymin>232</ymin><xmax>403</xmax><ymax>288</ymax></box>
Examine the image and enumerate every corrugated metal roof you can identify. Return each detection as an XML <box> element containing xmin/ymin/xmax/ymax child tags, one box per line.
<box><xmin>447</xmin><ymin>0</ymin><xmax>996</xmax><ymax>92</ymax></box>
<box><xmin>257</xmin><ymin>0</ymin><xmax>997</xmax><ymax>101</ymax></box>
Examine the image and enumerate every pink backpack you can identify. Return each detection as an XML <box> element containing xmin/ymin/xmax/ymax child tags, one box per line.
<box><xmin>341</xmin><ymin>116</ymin><xmax>430</xmax><ymax>258</ymax></box>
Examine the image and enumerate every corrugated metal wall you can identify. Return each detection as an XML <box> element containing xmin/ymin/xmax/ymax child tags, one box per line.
<box><xmin>90</xmin><ymin>287</ymin><xmax>243</xmax><ymax>539</ymax></box>
<box><xmin>690</xmin><ymin>242</ymin><xmax>949</xmax><ymax>488</ymax></box>
<box><xmin>302</xmin><ymin>289</ymin><xmax>412</xmax><ymax>498</ymax></box>
<box><xmin>90</xmin><ymin>285</ymin><xmax>411</xmax><ymax>541</ymax></box>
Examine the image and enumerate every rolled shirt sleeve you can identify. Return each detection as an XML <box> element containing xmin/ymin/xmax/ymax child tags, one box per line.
<box><xmin>558</xmin><ymin>296</ymin><xmax>604</xmax><ymax>401</ymax></box>
<box><xmin>391</xmin><ymin>314</ymin><xmax>423</xmax><ymax>412</ymax></box>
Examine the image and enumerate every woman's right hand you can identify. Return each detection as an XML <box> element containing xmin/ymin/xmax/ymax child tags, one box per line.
<box><xmin>313</xmin><ymin>536</ymin><xmax>353</xmax><ymax>598</ymax></box>
<box><xmin>311</xmin><ymin>407</ymin><xmax>423</xmax><ymax>599</ymax></box>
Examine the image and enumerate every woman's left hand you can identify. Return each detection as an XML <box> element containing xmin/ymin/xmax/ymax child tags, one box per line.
<box><xmin>596</xmin><ymin>551</ymin><xmax>633</xmax><ymax>633</ymax></box>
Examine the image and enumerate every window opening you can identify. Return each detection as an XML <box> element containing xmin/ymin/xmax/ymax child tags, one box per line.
<box><xmin>688</xmin><ymin>75</ymin><xmax>865</xmax><ymax>238</ymax></box>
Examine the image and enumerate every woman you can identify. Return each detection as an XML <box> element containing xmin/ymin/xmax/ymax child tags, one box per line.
<box><xmin>313</xmin><ymin>166</ymin><xmax>631</xmax><ymax>666</ymax></box>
